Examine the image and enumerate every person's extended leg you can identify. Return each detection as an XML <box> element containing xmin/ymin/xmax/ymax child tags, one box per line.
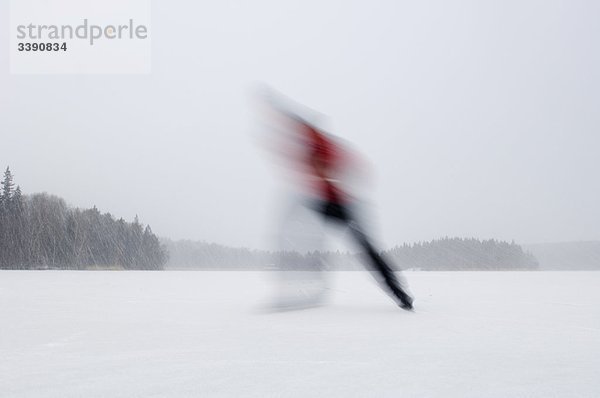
<box><xmin>347</xmin><ymin>222</ymin><xmax>413</xmax><ymax>309</ymax></box>
<box><xmin>317</xmin><ymin>201</ymin><xmax>413</xmax><ymax>310</ymax></box>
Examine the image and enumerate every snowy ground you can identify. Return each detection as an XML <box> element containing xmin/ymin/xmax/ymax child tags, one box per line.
<box><xmin>1</xmin><ymin>271</ymin><xmax>599</xmax><ymax>398</ymax></box>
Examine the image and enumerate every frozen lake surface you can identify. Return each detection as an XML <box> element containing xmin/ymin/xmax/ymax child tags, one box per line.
<box><xmin>1</xmin><ymin>271</ymin><xmax>599</xmax><ymax>397</ymax></box>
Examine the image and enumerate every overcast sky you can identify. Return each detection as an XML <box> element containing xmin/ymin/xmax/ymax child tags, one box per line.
<box><xmin>1</xmin><ymin>0</ymin><xmax>599</xmax><ymax>249</ymax></box>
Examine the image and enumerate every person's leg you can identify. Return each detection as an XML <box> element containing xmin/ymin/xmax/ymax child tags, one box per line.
<box><xmin>317</xmin><ymin>201</ymin><xmax>413</xmax><ymax>309</ymax></box>
<box><xmin>268</xmin><ymin>196</ymin><xmax>330</xmax><ymax>311</ymax></box>
<box><xmin>347</xmin><ymin>222</ymin><xmax>413</xmax><ymax>309</ymax></box>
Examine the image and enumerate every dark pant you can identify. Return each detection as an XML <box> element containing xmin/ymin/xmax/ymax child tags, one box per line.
<box><xmin>315</xmin><ymin>201</ymin><xmax>411</xmax><ymax>306</ymax></box>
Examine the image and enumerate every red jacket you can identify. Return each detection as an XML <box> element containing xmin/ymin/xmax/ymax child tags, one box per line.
<box><xmin>300</xmin><ymin>122</ymin><xmax>348</xmax><ymax>204</ymax></box>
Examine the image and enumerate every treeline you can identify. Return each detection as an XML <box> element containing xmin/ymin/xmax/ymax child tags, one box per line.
<box><xmin>387</xmin><ymin>237</ymin><xmax>539</xmax><ymax>270</ymax></box>
<box><xmin>0</xmin><ymin>167</ymin><xmax>167</xmax><ymax>270</ymax></box>
<box><xmin>164</xmin><ymin>238</ymin><xmax>357</xmax><ymax>270</ymax></box>
<box><xmin>164</xmin><ymin>237</ymin><xmax>539</xmax><ymax>271</ymax></box>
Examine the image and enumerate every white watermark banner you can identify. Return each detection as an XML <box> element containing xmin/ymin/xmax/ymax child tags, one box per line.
<box><xmin>10</xmin><ymin>0</ymin><xmax>151</xmax><ymax>74</ymax></box>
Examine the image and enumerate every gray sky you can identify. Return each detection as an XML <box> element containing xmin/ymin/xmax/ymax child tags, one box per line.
<box><xmin>1</xmin><ymin>0</ymin><xmax>599</xmax><ymax>249</ymax></box>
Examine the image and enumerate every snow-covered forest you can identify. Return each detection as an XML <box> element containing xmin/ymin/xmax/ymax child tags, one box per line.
<box><xmin>387</xmin><ymin>238</ymin><xmax>539</xmax><ymax>270</ymax></box>
<box><xmin>0</xmin><ymin>167</ymin><xmax>167</xmax><ymax>270</ymax></box>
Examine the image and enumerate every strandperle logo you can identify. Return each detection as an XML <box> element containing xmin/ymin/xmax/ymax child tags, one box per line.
<box><xmin>10</xmin><ymin>0</ymin><xmax>151</xmax><ymax>74</ymax></box>
<box><xmin>16</xmin><ymin>19</ymin><xmax>149</xmax><ymax>46</ymax></box>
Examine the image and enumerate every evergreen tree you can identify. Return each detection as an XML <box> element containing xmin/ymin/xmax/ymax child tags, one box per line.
<box><xmin>1</xmin><ymin>166</ymin><xmax>15</xmax><ymax>203</ymax></box>
<box><xmin>8</xmin><ymin>186</ymin><xmax>26</xmax><ymax>268</ymax></box>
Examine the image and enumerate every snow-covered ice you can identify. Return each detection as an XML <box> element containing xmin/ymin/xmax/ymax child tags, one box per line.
<box><xmin>1</xmin><ymin>271</ymin><xmax>599</xmax><ymax>397</ymax></box>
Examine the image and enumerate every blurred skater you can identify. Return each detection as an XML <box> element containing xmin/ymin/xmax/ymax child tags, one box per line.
<box><xmin>259</xmin><ymin>89</ymin><xmax>413</xmax><ymax>311</ymax></box>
